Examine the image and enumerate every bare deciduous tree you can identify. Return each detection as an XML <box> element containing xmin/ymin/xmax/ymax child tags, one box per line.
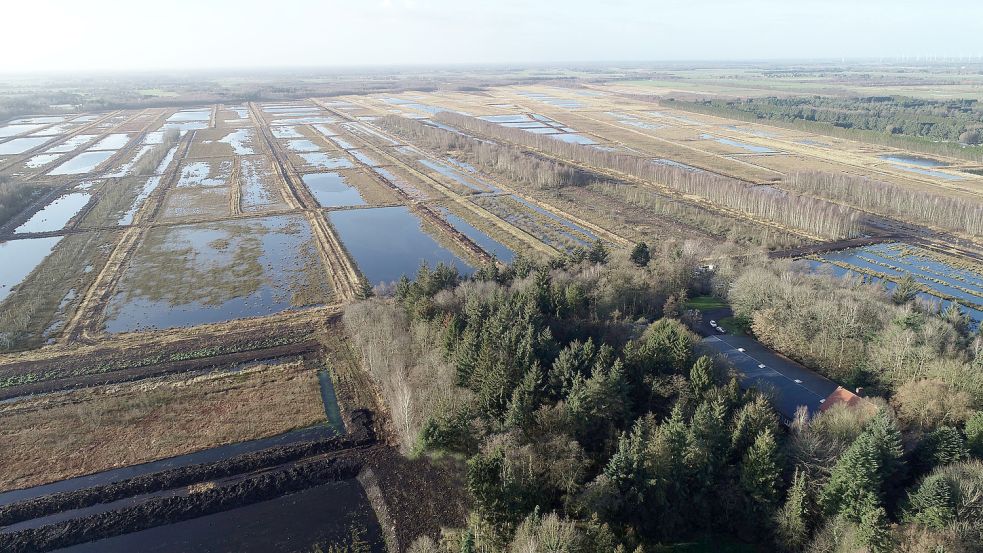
<box><xmin>435</xmin><ymin>112</ymin><xmax>863</xmax><ymax>239</ymax></box>
<box><xmin>785</xmin><ymin>171</ymin><xmax>982</xmax><ymax>236</ymax></box>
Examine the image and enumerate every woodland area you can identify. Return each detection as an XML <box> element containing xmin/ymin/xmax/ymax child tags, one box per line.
<box><xmin>0</xmin><ymin>175</ymin><xmax>42</xmax><ymax>230</ymax></box>
<box><xmin>668</xmin><ymin>97</ymin><xmax>983</xmax><ymax>162</ymax></box>
<box><xmin>345</xmin><ymin>247</ymin><xmax>983</xmax><ymax>553</ymax></box>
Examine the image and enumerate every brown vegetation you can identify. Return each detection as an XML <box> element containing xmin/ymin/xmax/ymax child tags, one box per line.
<box><xmin>436</xmin><ymin>112</ymin><xmax>864</xmax><ymax>239</ymax></box>
<box><xmin>133</xmin><ymin>128</ymin><xmax>181</xmax><ymax>175</ymax></box>
<box><xmin>0</xmin><ymin>175</ymin><xmax>43</xmax><ymax>230</ymax></box>
<box><xmin>0</xmin><ymin>360</ymin><xmax>325</xmax><ymax>491</ymax></box>
<box><xmin>380</xmin><ymin>114</ymin><xmax>594</xmax><ymax>191</ymax></box>
<box><xmin>785</xmin><ymin>171</ymin><xmax>983</xmax><ymax>236</ymax></box>
<box><xmin>344</xmin><ymin>299</ymin><xmax>463</xmax><ymax>453</ymax></box>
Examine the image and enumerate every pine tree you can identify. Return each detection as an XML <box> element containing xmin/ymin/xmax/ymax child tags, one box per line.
<box><xmin>820</xmin><ymin>432</ymin><xmax>883</xmax><ymax>520</ymax></box>
<box><xmin>687</xmin><ymin>398</ymin><xmax>728</xmax><ymax>490</ymax></box>
<box><xmin>455</xmin><ymin>327</ymin><xmax>481</xmax><ymax>388</ymax></box>
<box><xmin>731</xmin><ymin>395</ymin><xmax>779</xmax><ymax>459</ymax></box>
<box><xmin>533</xmin><ymin>267</ymin><xmax>552</xmax><ymax>314</ymax></box>
<box><xmin>442</xmin><ymin>313</ymin><xmax>464</xmax><ymax>357</ymax></box>
<box><xmin>689</xmin><ymin>355</ymin><xmax>714</xmax><ymax>399</ymax></box>
<box><xmin>891</xmin><ymin>272</ymin><xmax>918</xmax><ymax>304</ymax></box>
<box><xmin>775</xmin><ymin>468</ymin><xmax>810</xmax><ymax>552</ymax></box>
<box><xmin>941</xmin><ymin>302</ymin><xmax>970</xmax><ymax>336</ymax></box>
<box><xmin>823</xmin><ymin>411</ymin><xmax>907</xmax><ymax>519</ymax></box>
<box><xmin>646</xmin><ymin>405</ymin><xmax>690</xmax><ymax>535</ymax></box>
<box><xmin>919</xmin><ymin>426</ymin><xmax>969</xmax><ymax>468</ymax></box>
<box><xmin>356</xmin><ymin>278</ymin><xmax>374</xmax><ymax>299</ymax></box>
<box><xmin>855</xmin><ymin>499</ymin><xmax>893</xmax><ymax>553</ymax></box>
<box><xmin>740</xmin><ymin>429</ymin><xmax>781</xmax><ymax>510</ymax></box>
<box><xmin>511</xmin><ymin>252</ymin><xmax>533</xmax><ymax>279</ymax></box>
<box><xmin>460</xmin><ymin>530</ymin><xmax>475</xmax><ymax>553</ymax></box>
<box><xmin>906</xmin><ymin>473</ymin><xmax>955</xmax><ymax>530</ymax></box>
<box><xmin>587</xmin><ymin>239</ymin><xmax>609</xmax><ymax>265</ymax></box>
<box><xmin>466</xmin><ymin>450</ymin><xmax>522</xmax><ymax>525</ymax></box>
<box><xmin>603</xmin><ymin>418</ymin><xmax>651</xmax><ymax>513</ymax></box>
<box><xmin>630</xmin><ymin>242</ymin><xmax>650</xmax><ymax>267</ymax></box>
<box><xmin>867</xmin><ymin>411</ymin><xmax>906</xmax><ymax>505</ymax></box>
<box><xmin>504</xmin><ymin>364</ymin><xmax>542</xmax><ymax>429</ymax></box>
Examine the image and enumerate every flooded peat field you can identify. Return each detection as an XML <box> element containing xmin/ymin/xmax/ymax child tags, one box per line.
<box><xmin>479</xmin><ymin>112</ymin><xmax>597</xmax><ymax>144</ymax></box>
<box><xmin>808</xmin><ymin>242</ymin><xmax>983</xmax><ymax>327</ymax></box>
<box><xmin>473</xmin><ymin>194</ymin><xmax>598</xmax><ymax>253</ymax></box>
<box><xmin>438</xmin><ymin>207</ymin><xmax>515</xmax><ymax>262</ymax></box>
<box><xmin>103</xmin><ymin>214</ymin><xmax>332</xmax><ymax>332</ymax></box>
<box><xmin>0</xmin><ymin>237</ymin><xmax>63</xmax><ymax>303</ymax></box>
<box><xmin>328</xmin><ymin>205</ymin><xmax>473</xmax><ymax>286</ymax></box>
<box><xmin>303</xmin><ymin>172</ymin><xmax>366</xmax><ymax>207</ymax></box>
<box><xmin>0</xmin><ymin>230</ymin><xmax>119</xmax><ymax>350</ymax></box>
<box><xmin>14</xmin><ymin>192</ymin><xmax>91</xmax><ymax>234</ymax></box>
<box><xmin>700</xmin><ymin>133</ymin><xmax>775</xmax><ymax>153</ymax></box>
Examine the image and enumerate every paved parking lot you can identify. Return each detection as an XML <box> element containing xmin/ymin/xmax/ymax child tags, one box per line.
<box><xmin>696</xmin><ymin>308</ymin><xmax>840</xmax><ymax>421</ymax></box>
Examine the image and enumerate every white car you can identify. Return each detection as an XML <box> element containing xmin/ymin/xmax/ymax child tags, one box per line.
<box><xmin>709</xmin><ymin>320</ymin><xmax>717</xmax><ymax>326</ymax></box>
<box><xmin>717</xmin><ymin>326</ymin><xmax>726</xmax><ymax>334</ymax></box>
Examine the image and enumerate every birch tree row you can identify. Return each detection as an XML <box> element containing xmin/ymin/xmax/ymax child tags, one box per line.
<box><xmin>785</xmin><ymin>171</ymin><xmax>983</xmax><ymax>236</ymax></box>
<box><xmin>435</xmin><ymin>113</ymin><xmax>863</xmax><ymax>240</ymax></box>
<box><xmin>380</xmin><ymin>114</ymin><xmax>593</xmax><ymax>190</ymax></box>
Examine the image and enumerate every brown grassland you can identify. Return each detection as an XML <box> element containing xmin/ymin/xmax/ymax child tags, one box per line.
<box><xmin>0</xmin><ymin>359</ymin><xmax>324</xmax><ymax>491</ymax></box>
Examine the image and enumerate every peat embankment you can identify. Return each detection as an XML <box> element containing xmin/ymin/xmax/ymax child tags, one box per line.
<box><xmin>1</xmin><ymin>455</ymin><xmax>364</xmax><ymax>553</ymax></box>
<box><xmin>0</xmin><ymin>405</ymin><xmax>469</xmax><ymax>553</ymax></box>
<box><xmin>0</xmin><ymin>410</ymin><xmax>374</xmax><ymax>553</ymax></box>
<box><xmin>0</xmin><ymin>409</ymin><xmax>372</xmax><ymax>527</ymax></box>
<box><xmin>0</xmin><ymin>340</ymin><xmax>319</xmax><ymax>401</ymax></box>
<box><xmin>767</xmin><ymin>235</ymin><xmax>897</xmax><ymax>259</ymax></box>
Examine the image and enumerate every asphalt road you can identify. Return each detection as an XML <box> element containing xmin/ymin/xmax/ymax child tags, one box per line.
<box><xmin>696</xmin><ymin>308</ymin><xmax>839</xmax><ymax>422</ymax></box>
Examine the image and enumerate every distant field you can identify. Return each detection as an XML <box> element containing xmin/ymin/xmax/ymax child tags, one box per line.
<box><xmin>610</xmin><ymin>67</ymin><xmax>983</xmax><ymax>101</ymax></box>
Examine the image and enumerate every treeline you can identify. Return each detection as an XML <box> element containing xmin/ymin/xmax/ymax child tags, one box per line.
<box><xmin>379</xmin><ymin>115</ymin><xmax>594</xmax><ymax>190</ymax></box>
<box><xmin>667</xmin><ymin>98</ymin><xmax>983</xmax><ymax>163</ymax></box>
<box><xmin>785</xmin><ymin>171</ymin><xmax>983</xmax><ymax>236</ymax></box>
<box><xmin>0</xmin><ymin>93</ymin><xmax>82</xmax><ymax>123</ymax></box>
<box><xmin>689</xmin><ymin>96</ymin><xmax>983</xmax><ymax>143</ymax></box>
<box><xmin>434</xmin><ymin>112</ymin><xmax>863</xmax><ymax>240</ymax></box>
<box><xmin>347</xmin><ymin>252</ymin><xmax>983</xmax><ymax>552</ymax></box>
<box><xmin>0</xmin><ymin>175</ymin><xmax>42</xmax><ymax>230</ymax></box>
<box><xmin>589</xmin><ymin>181</ymin><xmax>802</xmax><ymax>249</ymax></box>
<box><xmin>133</xmin><ymin>129</ymin><xmax>181</xmax><ymax>176</ymax></box>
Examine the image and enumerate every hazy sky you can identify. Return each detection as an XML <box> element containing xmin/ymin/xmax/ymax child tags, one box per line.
<box><xmin>3</xmin><ymin>0</ymin><xmax>982</xmax><ymax>72</ymax></box>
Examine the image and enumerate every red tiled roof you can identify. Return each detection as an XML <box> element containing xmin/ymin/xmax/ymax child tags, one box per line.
<box><xmin>819</xmin><ymin>386</ymin><xmax>865</xmax><ymax>412</ymax></box>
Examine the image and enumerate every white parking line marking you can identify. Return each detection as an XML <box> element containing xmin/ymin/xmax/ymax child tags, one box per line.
<box><xmin>711</xmin><ymin>335</ymin><xmax>828</xmax><ymax>399</ymax></box>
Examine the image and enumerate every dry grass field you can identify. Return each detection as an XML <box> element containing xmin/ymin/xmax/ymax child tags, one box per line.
<box><xmin>0</xmin><ymin>359</ymin><xmax>324</xmax><ymax>491</ymax></box>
